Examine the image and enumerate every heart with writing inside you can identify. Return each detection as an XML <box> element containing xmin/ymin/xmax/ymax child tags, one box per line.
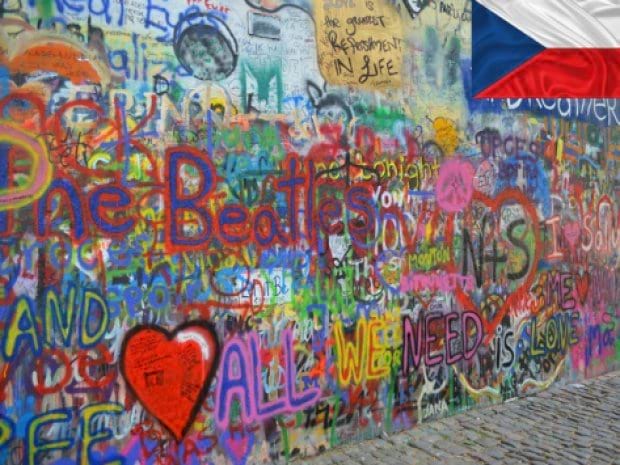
<box><xmin>447</xmin><ymin>188</ymin><xmax>542</xmax><ymax>341</ymax></box>
<box><xmin>120</xmin><ymin>321</ymin><xmax>219</xmax><ymax>440</ymax></box>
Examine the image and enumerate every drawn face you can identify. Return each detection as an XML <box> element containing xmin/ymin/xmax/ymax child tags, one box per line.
<box><xmin>317</xmin><ymin>102</ymin><xmax>349</xmax><ymax>124</ymax></box>
<box><xmin>176</xmin><ymin>25</ymin><xmax>237</xmax><ymax>81</ymax></box>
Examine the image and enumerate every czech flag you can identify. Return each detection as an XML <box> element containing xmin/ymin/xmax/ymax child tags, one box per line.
<box><xmin>473</xmin><ymin>0</ymin><xmax>620</xmax><ymax>98</ymax></box>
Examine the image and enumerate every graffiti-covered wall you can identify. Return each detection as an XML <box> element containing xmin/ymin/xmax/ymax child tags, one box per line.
<box><xmin>0</xmin><ymin>0</ymin><xmax>618</xmax><ymax>463</ymax></box>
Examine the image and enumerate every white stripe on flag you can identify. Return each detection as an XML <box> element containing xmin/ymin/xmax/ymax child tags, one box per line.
<box><xmin>476</xmin><ymin>0</ymin><xmax>620</xmax><ymax>48</ymax></box>
<box><xmin>576</xmin><ymin>0</ymin><xmax>620</xmax><ymax>38</ymax></box>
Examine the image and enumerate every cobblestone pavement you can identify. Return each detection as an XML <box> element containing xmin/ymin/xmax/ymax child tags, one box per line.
<box><xmin>299</xmin><ymin>371</ymin><xmax>620</xmax><ymax>465</ymax></box>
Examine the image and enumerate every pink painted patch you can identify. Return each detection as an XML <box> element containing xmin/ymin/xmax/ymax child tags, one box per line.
<box><xmin>563</xmin><ymin>221</ymin><xmax>581</xmax><ymax>251</ymax></box>
<box><xmin>436</xmin><ymin>158</ymin><xmax>475</xmax><ymax>213</ymax></box>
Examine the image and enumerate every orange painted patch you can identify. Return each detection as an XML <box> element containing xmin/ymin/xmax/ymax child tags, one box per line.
<box><xmin>9</xmin><ymin>42</ymin><xmax>102</xmax><ymax>84</ymax></box>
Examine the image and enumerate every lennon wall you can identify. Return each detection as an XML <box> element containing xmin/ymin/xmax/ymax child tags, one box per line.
<box><xmin>0</xmin><ymin>0</ymin><xmax>618</xmax><ymax>463</ymax></box>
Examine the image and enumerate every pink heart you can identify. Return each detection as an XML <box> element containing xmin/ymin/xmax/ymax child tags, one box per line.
<box><xmin>222</xmin><ymin>429</ymin><xmax>254</xmax><ymax>465</ymax></box>
<box><xmin>563</xmin><ymin>221</ymin><xmax>581</xmax><ymax>249</ymax></box>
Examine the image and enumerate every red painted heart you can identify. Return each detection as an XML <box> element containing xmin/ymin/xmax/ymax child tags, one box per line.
<box><xmin>446</xmin><ymin>189</ymin><xmax>542</xmax><ymax>342</ymax></box>
<box><xmin>120</xmin><ymin>321</ymin><xmax>219</xmax><ymax>440</ymax></box>
<box><xmin>575</xmin><ymin>271</ymin><xmax>590</xmax><ymax>304</ymax></box>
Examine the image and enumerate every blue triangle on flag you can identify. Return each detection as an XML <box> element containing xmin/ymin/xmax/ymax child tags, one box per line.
<box><xmin>472</xmin><ymin>0</ymin><xmax>546</xmax><ymax>97</ymax></box>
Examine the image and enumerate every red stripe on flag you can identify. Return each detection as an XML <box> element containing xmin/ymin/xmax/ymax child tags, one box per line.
<box><xmin>475</xmin><ymin>48</ymin><xmax>620</xmax><ymax>98</ymax></box>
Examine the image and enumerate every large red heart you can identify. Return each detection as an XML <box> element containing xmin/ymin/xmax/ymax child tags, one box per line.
<box><xmin>446</xmin><ymin>189</ymin><xmax>542</xmax><ymax>342</ymax></box>
<box><xmin>120</xmin><ymin>321</ymin><xmax>219</xmax><ymax>440</ymax></box>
